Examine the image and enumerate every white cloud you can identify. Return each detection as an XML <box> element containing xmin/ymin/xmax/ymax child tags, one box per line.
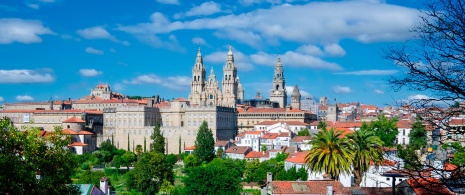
<box><xmin>76</xmin><ymin>26</ymin><xmax>117</xmax><ymax>41</ymax></box>
<box><xmin>0</xmin><ymin>69</ymin><xmax>54</xmax><ymax>83</ymax></box>
<box><xmin>324</xmin><ymin>43</ymin><xmax>346</xmax><ymax>56</ymax></box>
<box><xmin>374</xmin><ymin>89</ymin><xmax>384</xmax><ymax>94</ymax></box>
<box><xmin>186</xmin><ymin>1</ymin><xmax>222</xmax><ymax>17</ymax></box>
<box><xmin>192</xmin><ymin>37</ymin><xmax>207</xmax><ymax>45</ymax></box>
<box><xmin>333</xmin><ymin>85</ymin><xmax>351</xmax><ymax>93</ymax></box>
<box><xmin>335</xmin><ymin>70</ymin><xmax>398</xmax><ymax>75</ymax></box>
<box><xmin>122</xmin><ymin>74</ymin><xmax>190</xmax><ymax>90</ymax></box>
<box><xmin>0</xmin><ymin>96</ymin><xmax>4</xmax><ymax>102</ymax></box>
<box><xmin>156</xmin><ymin>0</ymin><xmax>179</xmax><ymax>5</ymax></box>
<box><xmin>85</xmin><ymin>47</ymin><xmax>104</xmax><ymax>55</ymax></box>
<box><xmin>117</xmin><ymin>1</ymin><xmax>420</xmax><ymax>47</ymax></box>
<box><xmin>79</xmin><ymin>69</ymin><xmax>102</xmax><ymax>77</ymax></box>
<box><xmin>407</xmin><ymin>94</ymin><xmax>433</xmax><ymax>101</ymax></box>
<box><xmin>239</xmin><ymin>0</ymin><xmax>284</xmax><ymax>6</ymax></box>
<box><xmin>251</xmin><ymin>51</ymin><xmax>342</xmax><ymax>70</ymax></box>
<box><xmin>26</xmin><ymin>3</ymin><xmax>40</xmax><ymax>9</ymax></box>
<box><xmin>0</xmin><ymin>18</ymin><xmax>54</xmax><ymax>44</ymax></box>
<box><xmin>113</xmin><ymin>83</ymin><xmax>125</xmax><ymax>91</ymax></box>
<box><xmin>296</xmin><ymin>45</ymin><xmax>324</xmax><ymax>56</ymax></box>
<box><xmin>204</xmin><ymin>47</ymin><xmax>254</xmax><ymax>71</ymax></box>
<box><xmin>16</xmin><ymin>95</ymin><xmax>34</xmax><ymax>101</ymax></box>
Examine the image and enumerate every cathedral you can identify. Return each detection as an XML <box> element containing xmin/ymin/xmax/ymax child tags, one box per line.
<box><xmin>188</xmin><ymin>45</ymin><xmax>245</xmax><ymax>108</ymax></box>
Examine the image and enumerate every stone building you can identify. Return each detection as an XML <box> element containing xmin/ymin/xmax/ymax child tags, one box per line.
<box><xmin>188</xmin><ymin>45</ymin><xmax>244</xmax><ymax>108</ymax></box>
<box><xmin>237</xmin><ymin>107</ymin><xmax>316</xmax><ymax>132</ymax></box>
<box><xmin>269</xmin><ymin>56</ymin><xmax>287</xmax><ymax>108</ymax></box>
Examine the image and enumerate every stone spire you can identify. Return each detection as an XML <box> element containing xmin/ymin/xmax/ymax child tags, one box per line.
<box><xmin>196</xmin><ymin>46</ymin><xmax>203</xmax><ymax>65</ymax></box>
<box><xmin>292</xmin><ymin>84</ymin><xmax>300</xmax><ymax>97</ymax></box>
<box><xmin>227</xmin><ymin>44</ymin><xmax>234</xmax><ymax>63</ymax></box>
<box><xmin>291</xmin><ymin>84</ymin><xmax>301</xmax><ymax>109</ymax></box>
<box><xmin>270</xmin><ymin>55</ymin><xmax>287</xmax><ymax>108</ymax></box>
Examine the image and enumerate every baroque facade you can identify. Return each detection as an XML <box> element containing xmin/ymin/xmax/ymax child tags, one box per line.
<box><xmin>188</xmin><ymin>45</ymin><xmax>244</xmax><ymax>107</ymax></box>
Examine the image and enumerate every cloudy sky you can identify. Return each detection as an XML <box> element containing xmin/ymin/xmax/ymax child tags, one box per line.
<box><xmin>0</xmin><ymin>0</ymin><xmax>429</xmax><ymax>106</ymax></box>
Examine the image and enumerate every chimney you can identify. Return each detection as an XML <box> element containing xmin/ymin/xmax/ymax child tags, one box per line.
<box><xmin>326</xmin><ymin>185</ymin><xmax>333</xmax><ymax>195</ymax></box>
<box><xmin>266</xmin><ymin>172</ymin><xmax>272</xmax><ymax>184</ymax></box>
<box><xmin>100</xmin><ymin>177</ymin><xmax>109</xmax><ymax>195</ymax></box>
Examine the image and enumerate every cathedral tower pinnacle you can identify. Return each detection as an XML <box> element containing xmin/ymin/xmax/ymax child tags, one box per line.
<box><xmin>188</xmin><ymin>46</ymin><xmax>207</xmax><ymax>106</ymax></box>
<box><xmin>269</xmin><ymin>55</ymin><xmax>287</xmax><ymax>108</ymax></box>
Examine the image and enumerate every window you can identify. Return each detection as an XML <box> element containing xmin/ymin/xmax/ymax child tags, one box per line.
<box><xmin>209</xmin><ymin>94</ymin><xmax>213</xmax><ymax>99</ymax></box>
<box><xmin>386</xmin><ymin>178</ymin><xmax>390</xmax><ymax>181</ymax></box>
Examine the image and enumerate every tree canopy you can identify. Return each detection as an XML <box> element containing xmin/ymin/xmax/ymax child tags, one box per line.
<box><xmin>193</xmin><ymin>121</ymin><xmax>215</xmax><ymax>163</ymax></box>
<box><xmin>150</xmin><ymin>123</ymin><xmax>165</xmax><ymax>154</ymax></box>
<box><xmin>0</xmin><ymin>117</ymin><xmax>80</xmax><ymax>194</ymax></box>
<box><xmin>297</xmin><ymin>128</ymin><xmax>310</xmax><ymax>136</ymax></box>
<box><xmin>305</xmin><ymin>128</ymin><xmax>353</xmax><ymax>179</ymax></box>
<box><xmin>370</xmin><ymin>115</ymin><xmax>399</xmax><ymax>147</ymax></box>
<box><xmin>409</xmin><ymin>115</ymin><xmax>428</xmax><ymax>150</ymax></box>
<box><xmin>128</xmin><ymin>152</ymin><xmax>174</xmax><ymax>194</ymax></box>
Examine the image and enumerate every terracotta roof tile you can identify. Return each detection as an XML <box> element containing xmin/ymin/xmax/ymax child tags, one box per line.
<box><xmin>184</xmin><ymin>145</ymin><xmax>195</xmax><ymax>150</ymax></box>
<box><xmin>271</xmin><ymin>181</ymin><xmax>348</xmax><ymax>194</ymax></box>
<box><xmin>285</xmin><ymin>152</ymin><xmax>308</xmax><ymax>164</ymax></box>
<box><xmin>290</xmin><ymin>136</ymin><xmax>312</xmax><ymax>143</ymax></box>
<box><xmin>406</xmin><ymin>178</ymin><xmax>454</xmax><ymax>195</ymax></box>
<box><xmin>225</xmin><ymin>146</ymin><xmax>251</xmax><ymax>154</ymax></box>
<box><xmin>63</xmin><ymin>117</ymin><xmax>86</xmax><ymax>123</ymax></box>
<box><xmin>68</xmin><ymin>142</ymin><xmax>88</xmax><ymax>147</ymax></box>
<box><xmin>62</xmin><ymin>128</ymin><xmax>93</xmax><ymax>135</ymax></box>
<box><xmin>256</xmin><ymin>121</ymin><xmax>309</xmax><ymax>126</ymax></box>
<box><xmin>245</xmin><ymin>151</ymin><xmax>269</xmax><ymax>158</ymax></box>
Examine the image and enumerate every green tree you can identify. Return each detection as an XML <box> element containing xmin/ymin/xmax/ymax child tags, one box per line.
<box><xmin>179</xmin><ymin>136</ymin><xmax>182</xmax><ymax>155</ymax></box>
<box><xmin>166</xmin><ymin>154</ymin><xmax>178</xmax><ymax>166</ymax></box>
<box><xmin>129</xmin><ymin>152</ymin><xmax>174</xmax><ymax>194</ymax></box>
<box><xmin>297</xmin><ymin>127</ymin><xmax>310</xmax><ymax>136</ymax></box>
<box><xmin>305</xmin><ymin>128</ymin><xmax>354</xmax><ymax>179</ymax></box>
<box><xmin>261</xmin><ymin>145</ymin><xmax>267</xmax><ymax>152</ymax></box>
<box><xmin>193</xmin><ymin>121</ymin><xmax>215</xmax><ymax>163</ymax></box>
<box><xmin>113</xmin><ymin>155</ymin><xmax>122</xmax><ymax>171</ymax></box>
<box><xmin>409</xmin><ymin>116</ymin><xmax>428</xmax><ymax>150</ymax></box>
<box><xmin>160</xmin><ymin>179</ymin><xmax>175</xmax><ymax>194</ymax></box>
<box><xmin>216</xmin><ymin>147</ymin><xmax>224</xmax><ymax>158</ymax></box>
<box><xmin>275</xmin><ymin>152</ymin><xmax>289</xmax><ymax>162</ymax></box>
<box><xmin>347</xmin><ymin>127</ymin><xmax>384</xmax><ymax>186</ymax></box>
<box><xmin>150</xmin><ymin>123</ymin><xmax>165</xmax><ymax>154</ymax></box>
<box><xmin>184</xmin><ymin>158</ymin><xmax>241</xmax><ymax>195</ymax></box>
<box><xmin>183</xmin><ymin>154</ymin><xmax>201</xmax><ymax>168</ymax></box>
<box><xmin>317</xmin><ymin>121</ymin><xmax>327</xmax><ymax>130</ymax></box>
<box><xmin>297</xmin><ymin>167</ymin><xmax>308</xmax><ymax>181</ymax></box>
<box><xmin>0</xmin><ymin>117</ymin><xmax>80</xmax><ymax>194</ymax></box>
<box><xmin>127</xmin><ymin>134</ymin><xmax>130</xmax><ymax>151</ymax></box>
<box><xmin>121</xmin><ymin>151</ymin><xmax>136</xmax><ymax>169</ymax></box>
<box><xmin>370</xmin><ymin>115</ymin><xmax>399</xmax><ymax>147</ymax></box>
<box><xmin>78</xmin><ymin>170</ymin><xmax>106</xmax><ymax>186</ymax></box>
<box><xmin>136</xmin><ymin>145</ymin><xmax>143</xmax><ymax>156</ymax></box>
<box><xmin>144</xmin><ymin>137</ymin><xmax>147</xmax><ymax>153</ymax></box>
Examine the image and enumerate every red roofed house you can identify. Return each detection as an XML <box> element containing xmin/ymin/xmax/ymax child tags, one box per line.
<box><xmin>360</xmin><ymin>159</ymin><xmax>408</xmax><ymax>188</ymax></box>
<box><xmin>245</xmin><ymin>151</ymin><xmax>269</xmax><ymax>162</ymax></box>
<box><xmin>398</xmin><ymin>177</ymin><xmax>454</xmax><ymax>195</ymax></box>
<box><xmin>397</xmin><ymin>119</ymin><xmax>413</xmax><ymax>145</ymax></box>
<box><xmin>268</xmin><ymin>180</ymin><xmax>349</xmax><ymax>195</ymax></box>
<box><xmin>62</xmin><ymin>116</ymin><xmax>97</xmax><ymax>155</ymax></box>
<box><xmin>225</xmin><ymin>146</ymin><xmax>252</xmax><ymax>160</ymax></box>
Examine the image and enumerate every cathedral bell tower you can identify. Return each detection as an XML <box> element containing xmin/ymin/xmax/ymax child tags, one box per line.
<box><xmin>222</xmin><ymin>45</ymin><xmax>239</xmax><ymax>107</ymax></box>
<box><xmin>269</xmin><ymin>56</ymin><xmax>287</xmax><ymax>108</ymax></box>
<box><xmin>188</xmin><ymin>47</ymin><xmax>206</xmax><ymax>106</ymax></box>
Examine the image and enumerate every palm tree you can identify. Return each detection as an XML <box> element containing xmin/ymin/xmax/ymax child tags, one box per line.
<box><xmin>305</xmin><ymin>128</ymin><xmax>354</xmax><ymax>180</ymax></box>
<box><xmin>347</xmin><ymin>125</ymin><xmax>384</xmax><ymax>187</ymax></box>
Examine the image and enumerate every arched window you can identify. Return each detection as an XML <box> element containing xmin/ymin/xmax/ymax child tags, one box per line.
<box><xmin>209</xmin><ymin>94</ymin><xmax>213</xmax><ymax>99</ymax></box>
<box><xmin>276</xmin><ymin>85</ymin><xmax>279</xmax><ymax>90</ymax></box>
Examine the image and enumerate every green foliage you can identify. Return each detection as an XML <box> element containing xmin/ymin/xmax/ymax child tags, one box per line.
<box><xmin>136</xmin><ymin>145</ymin><xmax>142</xmax><ymax>155</ymax></box>
<box><xmin>0</xmin><ymin>117</ymin><xmax>80</xmax><ymax>194</ymax></box>
<box><xmin>113</xmin><ymin>155</ymin><xmax>122</xmax><ymax>169</ymax></box>
<box><xmin>193</xmin><ymin>121</ymin><xmax>215</xmax><ymax>163</ymax></box>
<box><xmin>121</xmin><ymin>152</ymin><xmax>136</xmax><ymax>169</ymax></box>
<box><xmin>306</xmin><ymin>128</ymin><xmax>354</xmax><ymax>179</ymax></box>
<box><xmin>100</xmin><ymin>139</ymin><xmax>117</xmax><ymax>154</ymax></box>
<box><xmin>347</xmin><ymin>127</ymin><xmax>384</xmax><ymax>186</ymax></box>
<box><xmin>261</xmin><ymin>145</ymin><xmax>267</xmax><ymax>152</ymax></box>
<box><xmin>160</xmin><ymin>179</ymin><xmax>175</xmax><ymax>194</ymax></box>
<box><xmin>370</xmin><ymin>115</ymin><xmax>399</xmax><ymax>147</ymax></box>
<box><xmin>216</xmin><ymin>147</ymin><xmax>224</xmax><ymax>158</ymax></box>
<box><xmin>78</xmin><ymin>170</ymin><xmax>105</xmax><ymax>186</ymax></box>
<box><xmin>409</xmin><ymin>116</ymin><xmax>428</xmax><ymax>150</ymax></box>
<box><xmin>244</xmin><ymin>159</ymin><xmax>280</xmax><ymax>184</ymax></box>
<box><xmin>92</xmin><ymin>150</ymin><xmax>112</xmax><ymax>163</ymax></box>
<box><xmin>104</xmin><ymin>168</ymin><xmax>128</xmax><ymax>176</ymax></box>
<box><xmin>397</xmin><ymin>145</ymin><xmax>422</xmax><ymax>169</ymax></box>
<box><xmin>150</xmin><ymin>123</ymin><xmax>165</xmax><ymax>154</ymax></box>
<box><xmin>128</xmin><ymin>152</ymin><xmax>174</xmax><ymax>194</ymax></box>
<box><xmin>317</xmin><ymin>121</ymin><xmax>327</xmax><ymax>130</ymax></box>
<box><xmin>144</xmin><ymin>137</ymin><xmax>147</xmax><ymax>153</ymax></box>
<box><xmin>275</xmin><ymin>152</ymin><xmax>289</xmax><ymax>162</ymax></box>
<box><xmin>166</xmin><ymin>154</ymin><xmax>178</xmax><ymax>166</ymax></box>
<box><xmin>297</xmin><ymin>167</ymin><xmax>308</xmax><ymax>181</ymax></box>
<box><xmin>183</xmin><ymin>154</ymin><xmax>201</xmax><ymax>168</ymax></box>
<box><xmin>297</xmin><ymin>128</ymin><xmax>310</xmax><ymax>136</ymax></box>
<box><xmin>183</xmin><ymin>158</ymin><xmax>242</xmax><ymax>195</ymax></box>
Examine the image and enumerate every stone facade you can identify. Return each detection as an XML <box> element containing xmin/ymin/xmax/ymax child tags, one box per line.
<box><xmin>269</xmin><ymin>57</ymin><xmax>287</xmax><ymax>108</ymax></box>
<box><xmin>188</xmin><ymin>45</ymin><xmax>244</xmax><ymax>108</ymax></box>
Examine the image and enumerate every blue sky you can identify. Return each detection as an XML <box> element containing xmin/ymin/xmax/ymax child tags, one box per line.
<box><xmin>0</xmin><ymin>0</ymin><xmax>430</xmax><ymax>106</ymax></box>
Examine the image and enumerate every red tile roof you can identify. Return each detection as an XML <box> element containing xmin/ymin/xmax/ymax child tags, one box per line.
<box><xmin>271</xmin><ymin>181</ymin><xmax>348</xmax><ymax>194</ymax></box>
<box><xmin>406</xmin><ymin>178</ymin><xmax>453</xmax><ymax>195</ymax></box>
<box><xmin>238</xmin><ymin>107</ymin><xmax>305</xmax><ymax>113</ymax></box>
<box><xmin>397</xmin><ymin>120</ymin><xmax>412</xmax><ymax>128</ymax></box>
<box><xmin>184</xmin><ymin>145</ymin><xmax>195</xmax><ymax>150</ymax></box>
<box><xmin>68</xmin><ymin>142</ymin><xmax>88</xmax><ymax>147</ymax></box>
<box><xmin>256</xmin><ymin>121</ymin><xmax>309</xmax><ymax>126</ymax></box>
<box><xmin>245</xmin><ymin>151</ymin><xmax>269</xmax><ymax>159</ymax></box>
<box><xmin>62</xmin><ymin>128</ymin><xmax>93</xmax><ymax>135</ymax></box>
<box><xmin>290</xmin><ymin>136</ymin><xmax>312</xmax><ymax>143</ymax></box>
<box><xmin>448</xmin><ymin>118</ymin><xmax>465</xmax><ymax>126</ymax></box>
<box><xmin>0</xmin><ymin>109</ymin><xmax>103</xmax><ymax>114</ymax></box>
<box><xmin>214</xmin><ymin>140</ymin><xmax>231</xmax><ymax>147</ymax></box>
<box><xmin>63</xmin><ymin>117</ymin><xmax>86</xmax><ymax>123</ymax></box>
<box><xmin>245</xmin><ymin>131</ymin><xmax>263</xmax><ymax>135</ymax></box>
<box><xmin>369</xmin><ymin>159</ymin><xmax>397</xmax><ymax>166</ymax></box>
<box><xmin>285</xmin><ymin>152</ymin><xmax>308</xmax><ymax>164</ymax></box>
<box><xmin>261</xmin><ymin>133</ymin><xmax>279</xmax><ymax>139</ymax></box>
<box><xmin>334</xmin><ymin>128</ymin><xmax>354</xmax><ymax>138</ymax></box>
<box><xmin>225</xmin><ymin>146</ymin><xmax>251</xmax><ymax>154</ymax></box>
